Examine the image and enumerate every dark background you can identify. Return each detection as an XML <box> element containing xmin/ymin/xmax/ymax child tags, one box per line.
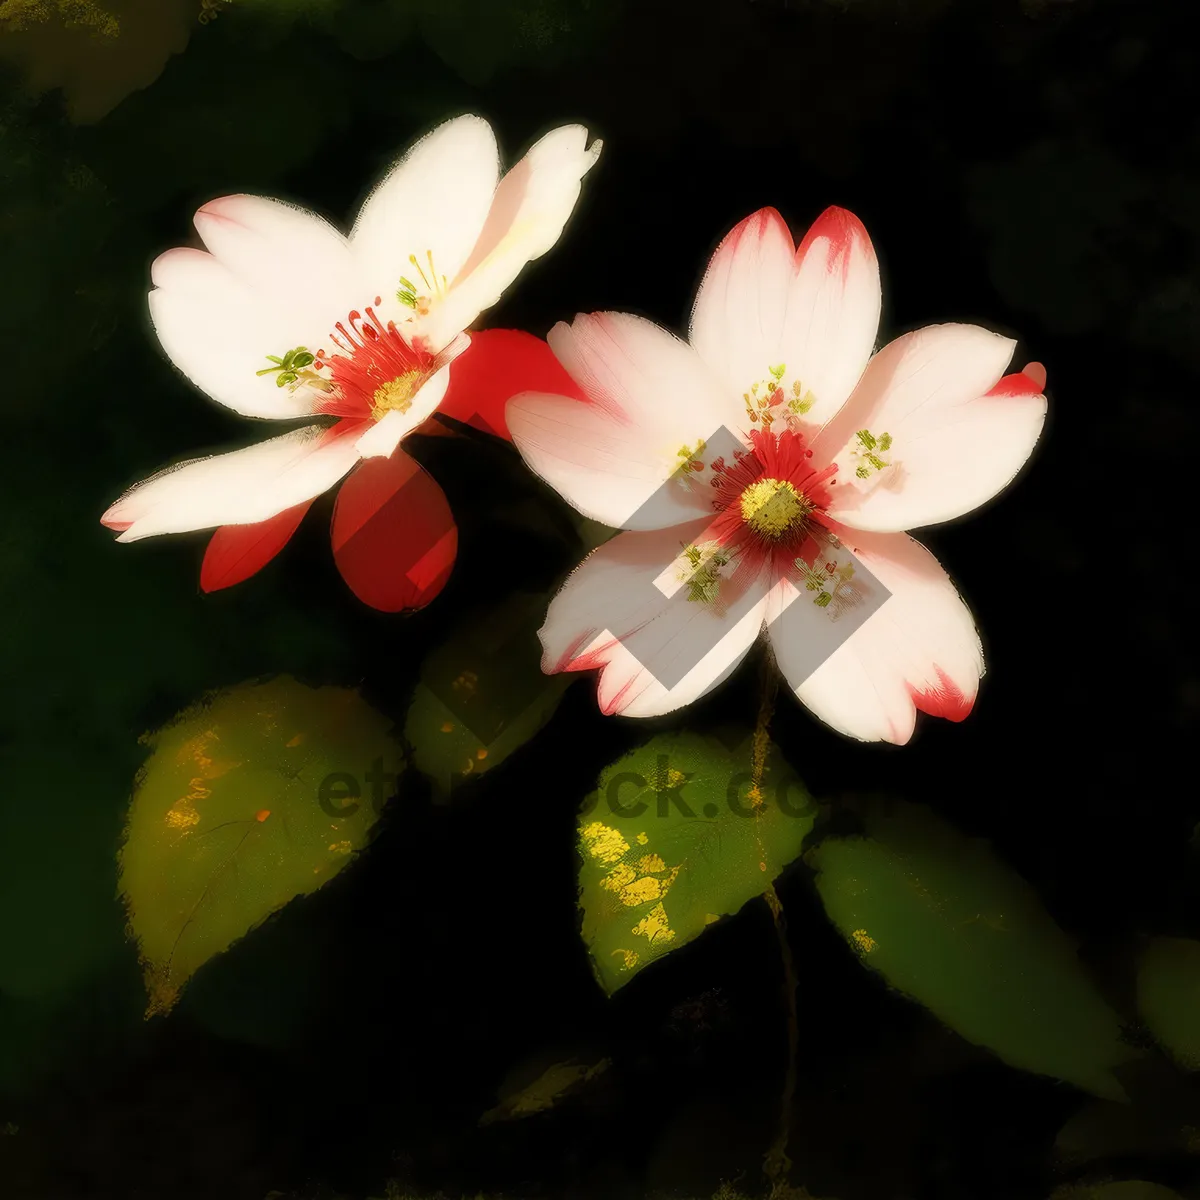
<box><xmin>1</xmin><ymin>0</ymin><xmax>1198</xmax><ymax>1197</ymax></box>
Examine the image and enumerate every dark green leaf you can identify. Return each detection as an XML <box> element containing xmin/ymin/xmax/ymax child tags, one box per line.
<box><xmin>1137</xmin><ymin>936</ymin><xmax>1200</xmax><ymax>1071</ymax></box>
<box><xmin>404</xmin><ymin>590</ymin><xmax>571</xmax><ymax>797</ymax></box>
<box><xmin>810</xmin><ymin>799</ymin><xmax>1134</xmax><ymax>1100</ymax></box>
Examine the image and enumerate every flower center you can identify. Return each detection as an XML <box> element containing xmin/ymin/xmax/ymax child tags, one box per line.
<box><xmin>739</xmin><ymin>477</ymin><xmax>810</xmax><ymax>538</ymax></box>
<box><xmin>370</xmin><ymin>370</ymin><xmax>422</xmax><ymax>421</ymax></box>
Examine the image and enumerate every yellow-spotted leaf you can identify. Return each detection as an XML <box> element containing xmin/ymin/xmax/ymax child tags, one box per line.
<box><xmin>119</xmin><ymin>676</ymin><xmax>401</xmax><ymax>1017</ymax></box>
<box><xmin>1137</xmin><ymin>936</ymin><xmax>1200</xmax><ymax>1071</ymax></box>
<box><xmin>810</xmin><ymin>799</ymin><xmax>1135</xmax><ymax>1100</ymax></box>
<box><xmin>404</xmin><ymin>590</ymin><xmax>571</xmax><ymax>797</ymax></box>
<box><xmin>578</xmin><ymin>732</ymin><xmax>814</xmax><ymax>994</ymax></box>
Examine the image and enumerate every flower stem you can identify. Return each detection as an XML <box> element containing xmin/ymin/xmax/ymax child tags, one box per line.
<box><xmin>750</xmin><ymin>651</ymin><xmax>797</xmax><ymax>1191</ymax></box>
<box><xmin>762</xmin><ymin>881</ymin><xmax>799</xmax><ymax>1190</ymax></box>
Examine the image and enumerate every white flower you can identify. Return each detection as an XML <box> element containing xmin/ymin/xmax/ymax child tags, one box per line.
<box><xmin>506</xmin><ymin>206</ymin><xmax>1047</xmax><ymax>743</ymax></box>
<box><xmin>102</xmin><ymin>114</ymin><xmax>602</xmax><ymax>610</ymax></box>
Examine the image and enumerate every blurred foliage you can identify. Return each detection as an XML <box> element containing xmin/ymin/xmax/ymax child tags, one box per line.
<box><xmin>119</xmin><ymin>676</ymin><xmax>400</xmax><ymax>1016</ymax></box>
<box><xmin>479</xmin><ymin>1053</ymin><xmax>610</xmax><ymax>1126</ymax></box>
<box><xmin>578</xmin><ymin>732</ymin><xmax>813</xmax><ymax>994</ymax></box>
<box><xmin>810</xmin><ymin>799</ymin><xmax>1136</xmax><ymax>1101</ymax></box>
<box><xmin>0</xmin><ymin>0</ymin><xmax>117</xmax><ymax>34</ymax></box>
<box><xmin>1055</xmin><ymin>1091</ymin><xmax>1200</xmax><ymax>1169</ymax></box>
<box><xmin>1136</xmin><ymin>936</ymin><xmax>1200</xmax><ymax>1072</ymax></box>
<box><xmin>0</xmin><ymin>0</ymin><xmax>625</xmax><ymax>126</ymax></box>
<box><xmin>1046</xmin><ymin>1184</ymin><xmax>1185</xmax><ymax>1200</ymax></box>
<box><xmin>404</xmin><ymin>589</ymin><xmax>573</xmax><ymax>798</ymax></box>
<box><xmin>0</xmin><ymin>0</ymin><xmax>193</xmax><ymax>123</ymax></box>
<box><xmin>969</xmin><ymin>135</ymin><xmax>1200</xmax><ymax>373</ymax></box>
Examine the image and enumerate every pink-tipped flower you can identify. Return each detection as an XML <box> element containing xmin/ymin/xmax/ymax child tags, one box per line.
<box><xmin>506</xmin><ymin>207</ymin><xmax>1047</xmax><ymax>744</ymax></box>
<box><xmin>102</xmin><ymin>114</ymin><xmax>602</xmax><ymax>611</ymax></box>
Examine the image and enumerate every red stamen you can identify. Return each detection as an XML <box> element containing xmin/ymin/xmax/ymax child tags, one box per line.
<box><xmin>314</xmin><ymin>303</ymin><xmax>436</xmax><ymax>421</ymax></box>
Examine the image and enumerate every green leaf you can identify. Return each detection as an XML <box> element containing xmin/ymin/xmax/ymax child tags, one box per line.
<box><xmin>1137</xmin><ymin>936</ymin><xmax>1200</xmax><ymax>1071</ymax></box>
<box><xmin>578</xmin><ymin>732</ymin><xmax>814</xmax><ymax>994</ymax></box>
<box><xmin>480</xmin><ymin>1054</ymin><xmax>610</xmax><ymax>1125</ymax></box>
<box><xmin>810</xmin><ymin>799</ymin><xmax>1134</xmax><ymax>1100</ymax></box>
<box><xmin>1055</xmin><ymin>1095</ymin><xmax>1200</xmax><ymax>1168</ymax></box>
<box><xmin>119</xmin><ymin>676</ymin><xmax>401</xmax><ymax>1017</ymax></box>
<box><xmin>1047</xmin><ymin>1184</ymin><xmax>1184</xmax><ymax>1200</ymax></box>
<box><xmin>404</xmin><ymin>590</ymin><xmax>571</xmax><ymax>797</ymax></box>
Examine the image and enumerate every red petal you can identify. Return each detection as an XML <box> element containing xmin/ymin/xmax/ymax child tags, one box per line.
<box><xmin>1021</xmin><ymin>360</ymin><xmax>1047</xmax><ymax>390</ymax></box>
<box><xmin>908</xmin><ymin>666</ymin><xmax>975</xmax><ymax>722</ymax></box>
<box><xmin>795</xmin><ymin>206</ymin><xmax>874</xmax><ymax>282</ymax></box>
<box><xmin>436</xmin><ymin>328</ymin><xmax>589</xmax><ymax>441</ymax></box>
<box><xmin>330</xmin><ymin>449</ymin><xmax>457</xmax><ymax>612</ymax></box>
<box><xmin>200</xmin><ymin>502</ymin><xmax>312</xmax><ymax>593</ymax></box>
<box><xmin>985</xmin><ymin>368</ymin><xmax>1046</xmax><ymax>398</ymax></box>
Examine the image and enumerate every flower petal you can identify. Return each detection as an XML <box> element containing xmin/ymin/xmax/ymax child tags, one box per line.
<box><xmin>540</xmin><ymin>520</ymin><xmax>769</xmax><ymax>717</ymax></box>
<box><xmin>819</xmin><ymin>324</ymin><xmax>1041</xmax><ymax>532</ymax></box>
<box><xmin>200</xmin><ymin>501</ymin><xmax>313</xmax><ymax>592</ymax></box>
<box><xmin>419</xmin><ymin>124</ymin><xmax>602</xmax><ymax>352</ymax></box>
<box><xmin>102</xmin><ymin>423</ymin><xmax>363</xmax><ymax>541</ymax></box>
<box><xmin>507</xmin><ymin>312</ymin><xmax>737</xmax><ymax>528</ymax></box>
<box><xmin>439</xmin><ymin>327</ymin><xmax>589</xmax><ymax>440</ymax></box>
<box><xmin>349</xmin><ymin>114</ymin><xmax>500</xmax><ymax>338</ymax></box>
<box><xmin>506</xmin><ymin>391</ymin><xmax>717</xmax><ymax>530</ymax></box>
<box><xmin>352</xmin><ymin>359</ymin><xmax>453</xmax><ymax>459</ymax></box>
<box><xmin>689</xmin><ymin>206</ymin><xmax>797</xmax><ymax>413</ymax></box>
<box><xmin>192</xmin><ymin>194</ymin><xmax>361</xmax><ymax>334</ymax></box>
<box><xmin>770</xmin><ymin>528</ymin><xmax>983</xmax><ymax>744</ymax></box>
<box><xmin>149</xmin><ymin>248</ymin><xmax>325</xmax><ymax>419</ymax></box>
<box><xmin>688</xmin><ymin>206</ymin><xmax>881</xmax><ymax>433</ymax></box>
<box><xmin>330</xmin><ymin>447</ymin><xmax>457</xmax><ymax>612</ymax></box>
<box><xmin>548</xmin><ymin>312</ymin><xmax>733</xmax><ymax>430</ymax></box>
<box><xmin>781</xmin><ymin>206</ymin><xmax>881</xmax><ymax>428</ymax></box>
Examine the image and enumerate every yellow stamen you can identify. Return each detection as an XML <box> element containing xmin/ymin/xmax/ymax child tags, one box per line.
<box><xmin>371</xmin><ymin>370</ymin><xmax>422</xmax><ymax>421</ymax></box>
<box><xmin>410</xmin><ymin>253</ymin><xmax>432</xmax><ymax>291</ymax></box>
<box><xmin>740</xmin><ymin>478</ymin><xmax>810</xmax><ymax>538</ymax></box>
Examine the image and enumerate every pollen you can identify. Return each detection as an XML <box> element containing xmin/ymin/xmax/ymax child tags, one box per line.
<box><xmin>370</xmin><ymin>370</ymin><xmax>422</xmax><ymax>421</ymax></box>
<box><xmin>739</xmin><ymin>477</ymin><xmax>810</xmax><ymax>538</ymax></box>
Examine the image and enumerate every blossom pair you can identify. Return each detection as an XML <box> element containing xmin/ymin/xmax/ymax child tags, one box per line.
<box><xmin>103</xmin><ymin>115</ymin><xmax>1048</xmax><ymax>744</ymax></box>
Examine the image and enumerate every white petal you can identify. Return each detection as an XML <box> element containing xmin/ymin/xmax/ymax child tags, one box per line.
<box><xmin>191</xmin><ymin>194</ymin><xmax>362</xmax><ymax>335</ymax></box>
<box><xmin>506</xmin><ymin>313</ymin><xmax>739</xmax><ymax>528</ymax></box>
<box><xmin>352</xmin><ymin>360</ymin><xmax>452</xmax><ymax>459</ymax></box>
<box><xmin>689</xmin><ymin>206</ymin><xmax>796</xmax><ymax>415</ymax></box>
<box><xmin>770</xmin><ymin>528</ymin><xmax>983</xmax><ymax>744</ymax></box>
<box><xmin>540</xmin><ymin>520</ymin><xmax>769</xmax><ymax>717</ymax></box>
<box><xmin>550</xmin><ymin>310</ymin><xmax>734</xmax><ymax>435</ymax></box>
<box><xmin>419</xmin><ymin>124</ymin><xmax>602</xmax><ymax>352</ymax></box>
<box><xmin>782</xmin><ymin>206</ymin><xmax>881</xmax><ymax>428</ymax></box>
<box><xmin>818</xmin><ymin>324</ymin><xmax>1038</xmax><ymax>531</ymax></box>
<box><xmin>104</xmin><ymin>425</ymin><xmax>362</xmax><ymax>541</ymax></box>
<box><xmin>506</xmin><ymin>390</ymin><xmax>718</xmax><ymax>530</ymax></box>
<box><xmin>349</xmin><ymin>115</ymin><xmax>500</xmax><ymax>334</ymax></box>
<box><xmin>149</xmin><ymin>249</ymin><xmax>327</xmax><ymax>420</ymax></box>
